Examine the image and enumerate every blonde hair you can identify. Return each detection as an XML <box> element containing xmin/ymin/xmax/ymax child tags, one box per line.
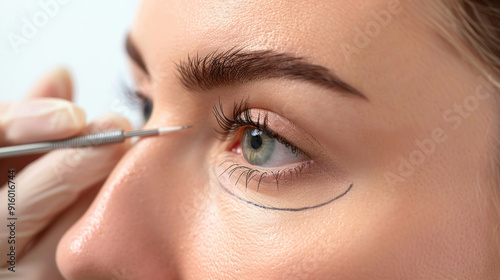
<box><xmin>427</xmin><ymin>0</ymin><xmax>500</xmax><ymax>88</ymax></box>
<box><xmin>453</xmin><ymin>0</ymin><xmax>500</xmax><ymax>266</ymax></box>
<box><xmin>424</xmin><ymin>0</ymin><xmax>500</xmax><ymax>268</ymax></box>
<box><xmin>451</xmin><ymin>1</ymin><xmax>500</xmax><ymax>85</ymax></box>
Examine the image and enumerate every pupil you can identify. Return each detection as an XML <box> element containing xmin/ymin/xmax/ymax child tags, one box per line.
<box><xmin>250</xmin><ymin>135</ymin><xmax>263</xmax><ymax>150</ymax></box>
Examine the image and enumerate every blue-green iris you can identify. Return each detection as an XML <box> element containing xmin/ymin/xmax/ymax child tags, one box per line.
<box><xmin>241</xmin><ymin>128</ymin><xmax>275</xmax><ymax>166</ymax></box>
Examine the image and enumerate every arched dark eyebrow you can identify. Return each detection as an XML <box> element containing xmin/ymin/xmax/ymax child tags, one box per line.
<box><xmin>126</xmin><ymin>35</ymin><xmax>148</xmax><ymax>74</ymax></box>
<box><xmin>126</xmin><ymin>35</ymin><xmax>367</xmax><ymax>100</ymax></box>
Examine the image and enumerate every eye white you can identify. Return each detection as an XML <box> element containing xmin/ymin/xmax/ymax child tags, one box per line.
<box><xmin>256</xmin><ymin>138</ymin><xmax>303</xmax><ymax>168</ymax></box>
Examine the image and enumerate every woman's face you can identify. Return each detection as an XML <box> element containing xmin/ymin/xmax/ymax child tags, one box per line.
<box><xmin>57</xmin><ymin>0</ymin><xmax>499</xmax><ymax>279</ymax></box>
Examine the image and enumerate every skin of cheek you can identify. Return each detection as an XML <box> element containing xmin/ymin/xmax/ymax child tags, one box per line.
<box><xmin>354</xmin><ymin>6</ymin><xmax>500</xmax><ymax>278</ymax></box>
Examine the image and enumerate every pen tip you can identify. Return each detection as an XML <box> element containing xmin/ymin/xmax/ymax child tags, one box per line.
<box><xmin>158</xmin><ymin>125</ymin><xmax>193</xmax><ymax>134</ymax></box>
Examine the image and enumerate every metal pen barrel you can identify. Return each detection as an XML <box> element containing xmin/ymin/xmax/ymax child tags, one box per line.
<box><xmin>0</xmin><ymin>143</ymin><xmax>54</xmax><ymax>158</ymax></box>
<box><xmin>0</xmin><ymin>130</ymin><xmax>124</xmax><ymax>158</ymax></box>
<box><xmin>0</xmin><ymin>126</ymin><xmax>188</xmax><ymax>158</ymax></box>
<box><xmin>51</xmin><ymin>130</ymin><xmax>124</xmax><ymax>148</ymax></box>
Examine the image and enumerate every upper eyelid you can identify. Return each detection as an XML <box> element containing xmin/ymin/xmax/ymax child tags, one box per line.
<box><xmin>212</xmin><ymin>99</ymin><xmax>309</xmax><ymax>157</ymax></box>
<box><xmin>212</xmin><ymin>98</ymin><xmax>265</xmax><ymax>138</ymax></box>
<box><xmin>128</xmin><ymin>59</ymin><xmax>154</xmax><ymax>98</ymax></box>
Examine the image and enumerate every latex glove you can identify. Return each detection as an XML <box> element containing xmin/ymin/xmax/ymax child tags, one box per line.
<box><xmin>0</xmin><ymin>68</ymin><xmax>131</xmax><ymax>279</ymax></box>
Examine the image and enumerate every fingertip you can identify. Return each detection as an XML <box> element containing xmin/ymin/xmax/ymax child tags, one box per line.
<box><xmin>84</xmin><ymin>113</ymin><xmax>133</xmax><ymax>158</ymax></box>
<box><xmin>71</xmin><ymin>105</ymin><xmax>87</xmax><ymax>129</ymax></box>
<box><xmin>54</xmin><ymin>67</ymin><xmax>73</xmax><ymax>100</ymax></box>
<box><xmin>57</xmin><ymin>103</ymin><xmax>87</xmax><ymax>135</ymax></box>
<box><xmin>2</xmin><ymin>99</ymin><xmax>87</xmax><ymax>144</ymax></box>
<box><xmin>26</xmin><ymin>67</ymin><xmax>73</xmax><ymax>101</ymax></box>
<box><xmin>87</xmin><ymin>112</ymin><xmax>133</xmax><ymax>134</ymax></box>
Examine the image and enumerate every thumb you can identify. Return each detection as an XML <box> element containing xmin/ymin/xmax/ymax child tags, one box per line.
<box><xmin>0</xmin><ymin>113</ymin><xmax>131</xmax><ymax>262</ymax></box>
<box><xmin>25</xmin><ymin>67</ymin><xmax>73</xmax><ymax>101</ymax></box>
<box><xmin>0</xmin><ymin>98</ymin><xmax>86</xmax><ymax>145</ymax></box>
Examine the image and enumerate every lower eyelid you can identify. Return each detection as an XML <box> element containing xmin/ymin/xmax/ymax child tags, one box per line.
<box><xmin>213</xmin><ymin>154</ymin><xmax>354</xmax><ymax>211</ymax></box>
<box><xmin>216</xmin><ymin>155</ymin><xmax>314</xmax><ymax>192</ymax></box>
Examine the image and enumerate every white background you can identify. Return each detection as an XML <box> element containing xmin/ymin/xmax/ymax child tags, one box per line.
<box><xmin>0</xmin><ymin>0</ymin><xmax>144</xmax><ymax>127</ymax></box>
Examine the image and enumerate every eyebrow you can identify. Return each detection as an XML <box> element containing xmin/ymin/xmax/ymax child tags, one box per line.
<box><xmin>126</xmin><ymin>36</ymin><xmax>367</xmax><ymax>100</ymax></box>
<box><xmin>126</xmin><ymin>35</ymin><xmax>148</xmax><ymax>73</ymax></box>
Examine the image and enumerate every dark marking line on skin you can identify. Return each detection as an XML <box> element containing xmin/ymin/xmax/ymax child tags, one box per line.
<box><xmin>218</xmin><ymin>182</ymin><xmax>354</xmax><ymax>212</ymax></box>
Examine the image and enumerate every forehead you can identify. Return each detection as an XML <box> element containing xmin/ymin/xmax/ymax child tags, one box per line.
<box><xmin>131</xmin><ymin>0</ymin><xmax>415</xmax><ymax>66</ymax></box>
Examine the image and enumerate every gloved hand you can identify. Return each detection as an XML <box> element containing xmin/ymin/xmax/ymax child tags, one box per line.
<box><xmin>0</xmin><ymin>68</ymin><xmax>131</xmax><ymax>279</ymax></box>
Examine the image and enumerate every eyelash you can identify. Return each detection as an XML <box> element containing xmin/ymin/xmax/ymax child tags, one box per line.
<box><xmin>212</xmin><ymin>98</ymin><xmax>310</xmax><ymax>191</ymax></box>
<box><xmin>217</xmin><ymin>158</ymin><xmax>312</xmax><ymax>191</ymax></box>
<box><xmin>120</xmin><ymin>81</ymin><xmax>153</xmax><ymax>122</ymax></box>
<box><xmin>121</xmin><ymin>89</ymin><xmax>310</xmax><ymax>191</ymax></box>
<box><xmin>212</xmin><ymin>98</ymin><xmax>301</xmax><ymax>154</ymax></box>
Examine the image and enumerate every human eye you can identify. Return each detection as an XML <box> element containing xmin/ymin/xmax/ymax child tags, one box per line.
<box><xmin>212</xmin><ymin>98</ymin><xmax>352</xmax><ymax>211</ymax></box>
<box><xmin>215</xmin><ymin>98</ymin><xmax>309</xmax><ymax>169</ymax></box>
<box><xmin>239</xmin><ymin>126</ymin><xmax>303</xmax><ymax>168</ymax></box>
<box><xmin>120</xmin><ymin>82</ymin><xmax>154</xmax><ymax>125</ymax></box>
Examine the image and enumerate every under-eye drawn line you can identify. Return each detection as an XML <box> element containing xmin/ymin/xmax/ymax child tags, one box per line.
<box><xmin>219</xmin><ymin>182</ymin><xmax>354</xmax><ymax>212</ymax></box>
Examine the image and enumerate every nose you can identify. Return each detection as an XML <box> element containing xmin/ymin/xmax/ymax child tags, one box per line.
<box><xmin>56</xmin><ymin>134</ymin><xmax>193</xmax><ymax>279</ymax></box>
